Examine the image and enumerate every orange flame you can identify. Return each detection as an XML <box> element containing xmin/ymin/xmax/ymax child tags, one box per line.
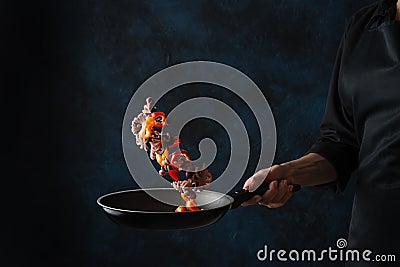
<box><xmin>175</xmin><ymin>193</ymin><xmax>200</xmax><ymax>212</ymax></box>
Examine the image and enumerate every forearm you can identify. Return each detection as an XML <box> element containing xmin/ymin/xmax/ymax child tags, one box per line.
<box><xmin>280</xmin><ymin>153</ymin><xmax>337</xmax><ymax>187</ymax></box>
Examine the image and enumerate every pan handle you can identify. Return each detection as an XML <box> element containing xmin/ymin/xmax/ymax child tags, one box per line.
<box><xmin>229</xmin><ymin>181</ymin><xmax>301</xmax><ymax>209</ymax></box>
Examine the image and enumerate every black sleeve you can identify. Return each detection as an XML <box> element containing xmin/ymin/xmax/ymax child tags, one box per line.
<box><xmin>307</xmin><ymin>22</ymin><xmax>359</xmax><ymax>192</ymax></box>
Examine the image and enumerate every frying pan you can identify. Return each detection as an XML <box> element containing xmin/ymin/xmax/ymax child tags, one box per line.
<box><xmin>97</xmin><ymin>182</ymin><xmax>301</xmax><ymax>230</ymax></box>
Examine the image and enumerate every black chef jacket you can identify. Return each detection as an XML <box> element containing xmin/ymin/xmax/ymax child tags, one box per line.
<box><xmin>308</xmin><ymin>0</ymin><xmax>400</xmax><ymax>266</ymax></box>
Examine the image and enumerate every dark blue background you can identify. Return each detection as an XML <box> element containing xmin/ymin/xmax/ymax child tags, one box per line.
<box><xmin>9</xmin><ymin>0</ymin><xmax>373</xmax><ymax>266</ymax></box>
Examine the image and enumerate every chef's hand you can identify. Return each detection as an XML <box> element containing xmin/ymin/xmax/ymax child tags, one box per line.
<box><xmin>241</xmin><ymin>165</ymin><xmax>294</xmax><ymax>208</ymax></box>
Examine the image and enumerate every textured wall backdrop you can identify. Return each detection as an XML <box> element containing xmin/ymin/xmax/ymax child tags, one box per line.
<box><xmin>11</xmin><ymin>0</ymin><xmax>373</xmax><ymax>266</ymax></box>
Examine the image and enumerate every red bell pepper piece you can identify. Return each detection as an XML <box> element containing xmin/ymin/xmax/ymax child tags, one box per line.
<box><xmin>149</xmin><ymin>112</ymin><xmax>166</xmax><ymax>128</ymax></box>
<box><xmin>168</xmin><ymin>169</ymin><xmax>179</xmax><ymax>181</ymax></box>
<box><xmin>168</xmin><ymin>136</ymin><xmax>181</xmax><ymax>149</ymax></box>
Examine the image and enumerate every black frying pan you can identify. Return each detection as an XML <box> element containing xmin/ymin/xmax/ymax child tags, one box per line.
<box><xmin>97</xmin><ymin>182</ymin><xmax>301</xmax><ymax>230</ymax></box>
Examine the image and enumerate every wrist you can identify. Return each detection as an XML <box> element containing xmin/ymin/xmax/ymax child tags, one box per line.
<box><xmin>277</xmin><ymin>162</ymin><xmax>296</xmax><ymax>184</ymax></box>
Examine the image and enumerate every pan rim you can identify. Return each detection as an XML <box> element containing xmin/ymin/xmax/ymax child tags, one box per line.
<box><xmin>97</xmin><ymin>188</ymin><xmax>234</xmax><ymax>214</ymax></box>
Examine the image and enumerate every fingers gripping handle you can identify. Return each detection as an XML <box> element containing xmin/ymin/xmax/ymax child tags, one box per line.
<box><xmin>230</xmin><ymin>182</ymin><xmax>301</xmax><ymax>209</ymax></box>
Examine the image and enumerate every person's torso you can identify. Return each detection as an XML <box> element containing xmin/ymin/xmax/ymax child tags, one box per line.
<box><xmin>339</xmin><ymin>2</ymin><xmax>400</xmax><ymax>190</ymax></box>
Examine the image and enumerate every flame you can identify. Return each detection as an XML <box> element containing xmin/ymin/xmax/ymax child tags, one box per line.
<box><xmin>175</xmin><ymin>193</ymin><xmax>200</xmax><ymax>212</ymax></box>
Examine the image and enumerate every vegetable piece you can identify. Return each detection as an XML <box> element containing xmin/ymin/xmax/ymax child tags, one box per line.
<box><xmin>139</xmin><ymin>112</ymin><xmax>166</xmax><ymax>139</ymax></box>
<box><xmin>149</xmin><ymin>112</ymin><xmax>166</xmax><ymax>128</ymax></box>
<box><xmin>169</xmin><ymin>149</ymin><xmax>190</xmax><ymax>170</ymax></box>
<box><xmin>168</xmin><ymin>136</ymin><xmax>181</xmax><ymax>149</ymax></box>
<box><xmin>168</xmin><ymin>169</ymin><xmax>179</xmax><ymax>181</ymax></box>
<box><xmin>156</xmin><ymin>149</ymin><xmax>169</xmax><ymax>166</ymax></box>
